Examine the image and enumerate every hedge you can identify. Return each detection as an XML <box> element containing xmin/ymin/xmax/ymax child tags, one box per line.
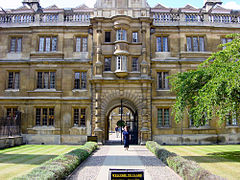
<box><xmin>146</xmin><ymin>141</ymin><xmax>225</xmax><ymax>180</ymax></box>
<box><xmin>14</xmin><ymin>142</ymin><xmax>98</xmax><ymax>180</ymax></box>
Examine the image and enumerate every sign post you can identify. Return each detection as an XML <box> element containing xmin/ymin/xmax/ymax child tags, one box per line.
<box><xmin>109</xmin><ymin>169</ymin><xmax>144</xmax><ymax>180</ymax></box>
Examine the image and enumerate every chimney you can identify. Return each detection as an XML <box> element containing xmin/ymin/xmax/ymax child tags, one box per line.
<box><xmin>22</xmin><ymin>0</ymin><xmax>40</xmax><ymax>11</ymax></box>
<box><xmin>203</xmin><ymin>0</ymin><xmax>222</xmax><ymax>12</ymax></box>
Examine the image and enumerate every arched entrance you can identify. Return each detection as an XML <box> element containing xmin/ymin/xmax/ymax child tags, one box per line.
<box><xmin>103</xmin><ymin>98</ymin><xmax>139</xmax><ymax>145</ymax></box>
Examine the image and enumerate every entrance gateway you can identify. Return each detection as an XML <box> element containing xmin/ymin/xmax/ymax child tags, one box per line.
<box><xmin>105</xmin><ymin>99</ymin><xmax>139</xmax><ymax>145</ymax></box>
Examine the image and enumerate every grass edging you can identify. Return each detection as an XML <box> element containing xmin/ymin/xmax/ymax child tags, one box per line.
<box><xmin>146</xmin><ymin>141</ymin><xmax>225</xmax><ymax>180</ymax></box>
<box><xmin>14</xmin><ymin>142</ymin><xmax>98</xmax><ymax>180</ymax></box>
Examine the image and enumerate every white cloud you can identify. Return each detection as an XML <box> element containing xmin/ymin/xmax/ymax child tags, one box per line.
<box><xmin>223</xmin><ymin>1</ymin><xmax>240</xmax><ymax>10</ymax></box>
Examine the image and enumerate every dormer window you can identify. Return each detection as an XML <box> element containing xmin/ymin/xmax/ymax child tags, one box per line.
<box><xmin>116</xmin><ymin>29</ymin><xmax>127</xmax><ymax>41</ymax></box>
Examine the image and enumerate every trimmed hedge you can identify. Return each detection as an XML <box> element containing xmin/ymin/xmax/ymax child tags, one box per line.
<box><xmin>14</xmin><ymin>142</ymin><xmax>98</xmax><ymax>180</ymax></box>
<box><xmin>146</xmin><ymin>141</ymin><xmax>225</xmax><ymax>180</ymax></box>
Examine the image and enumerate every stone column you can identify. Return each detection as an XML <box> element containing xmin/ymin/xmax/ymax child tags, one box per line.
<box><xmin>94</xmin><ymin>84</ymin><xmax>103</xmax><ymax>144</ymax></box>
<box><xmin>140</xmin><ymin>83</ymin><xmax>150</xmax><ymax>144</ymax></box>
<box><xmin>95</xmin><ymin>28</ymin><xmax>103</xmax><ymax>77</ymax></box>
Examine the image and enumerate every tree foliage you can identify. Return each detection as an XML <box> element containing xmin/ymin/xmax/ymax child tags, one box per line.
<box><xmin>170</xmin><ymin>34</ymin><xmax>240</xmax><ymax>126</ymax></box>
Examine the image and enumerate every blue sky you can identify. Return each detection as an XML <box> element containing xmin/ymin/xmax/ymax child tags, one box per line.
<box><xmin>0</xmin><ymin>0</ymin><xmax>240</xmax><ymax>10</ymax></box>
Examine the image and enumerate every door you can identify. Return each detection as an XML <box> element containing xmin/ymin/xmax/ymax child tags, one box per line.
<box><xmin>126</xmin><ymin>111</ymin><xmax>138</xmax><ymax>144</ymax></box>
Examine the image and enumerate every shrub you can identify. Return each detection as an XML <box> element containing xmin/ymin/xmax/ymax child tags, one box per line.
<box><xmin>14</xmin><ymin>142</ymin><xmax>98</xmax><ymax>180</ymax></box>
<box><xmin>146</xmin><ymin>141</ymin><xmax>225</xmax><ymax>180</ymax></box>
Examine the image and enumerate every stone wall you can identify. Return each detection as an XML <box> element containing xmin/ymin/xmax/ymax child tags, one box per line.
<box><xmin>0</xmin><ymin>136</ymin><xmax>23</xmax><ymax>149</ymax></box>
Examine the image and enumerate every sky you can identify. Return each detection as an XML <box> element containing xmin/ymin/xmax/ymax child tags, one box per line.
<box><xmin>0</xmin><ymin>0</ymin><xmax>240</xmax><ymax>10</ymax></box>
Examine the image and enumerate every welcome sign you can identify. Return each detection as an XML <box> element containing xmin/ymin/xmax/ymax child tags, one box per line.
<box><xmin>109</xmin><ymin>169</ymin><xmax>144</xmax><ymax>180</ymax></box>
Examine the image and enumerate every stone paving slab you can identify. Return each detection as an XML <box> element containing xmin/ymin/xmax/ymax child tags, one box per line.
<box><xmin>68</xmin><ymin>145</ymin><xmax>182</xmax><ymax>180</ymax></box>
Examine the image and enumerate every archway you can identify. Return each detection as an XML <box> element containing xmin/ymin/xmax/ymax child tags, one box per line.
<box><xmin>103</xmin><ymin>98</ymin><xmax>139</xmax><ymax>145</ymax></box>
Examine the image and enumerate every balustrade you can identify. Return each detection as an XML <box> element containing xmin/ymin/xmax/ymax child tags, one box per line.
<box><xmin>64</xmin><ymin>13</ymin><xmax>90</xmax><ymax>22</ymax></box>
<box><xmin>209</xmin><ymin>14</ymin><xmax>233</xmax><ymax>23</ymax></box>
<box><xmin>0</xmin><ymin>14</ymin><xmax>34</xmax><ymax>24</ymax></box>
<box><xmin>185</xmin><ymin>13</ymin><xmax>203</xmax><ymax>22</ymax></box>
<box><xmin>152</xmin><ymin>13</ymin><xmax>179</xmax><ymax>22</ymax></box>
<box><xmin>40</xmin><ymin>14</ymin><xmax>59</xmax><ymax>23</ymax></box>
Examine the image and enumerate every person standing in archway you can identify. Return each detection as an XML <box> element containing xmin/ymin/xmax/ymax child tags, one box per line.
<box><xmin>115</xmin><ymin>126</ymin><xmax>119</xmax><ymax>138</ymax></box>
<box><xmin>123</xmin><ymin>126</ymin><xmax>130</xmax><ymax>151</ymax></box>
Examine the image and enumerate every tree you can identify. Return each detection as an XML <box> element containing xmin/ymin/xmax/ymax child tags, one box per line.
<box><xmin>170</xmin><ymin>34</ymin><xmax>240</xmax><ymax>126</ymax></box>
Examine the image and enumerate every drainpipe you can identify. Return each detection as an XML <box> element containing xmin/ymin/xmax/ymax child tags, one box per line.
<box><xmin>90</xmin><ymin>27</ymin><xmax>94</xmax><ymax>136</ymax></box>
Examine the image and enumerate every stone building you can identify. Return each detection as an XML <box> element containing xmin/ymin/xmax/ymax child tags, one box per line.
<box><xmin>0</xmin><ymin>0</ymin><xmax>240</xmax><ymax>145</ymax></box>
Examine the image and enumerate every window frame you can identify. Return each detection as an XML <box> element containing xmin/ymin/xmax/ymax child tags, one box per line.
<box><xmin>75</xmin><ymin>36</ymin><xmax>88</xmax><ymax>52</ymax></box>
<box><xmin>9</xmin><ymin>37</ymin><xmax>22</xmax><ymax>53</ymax></box>
<box><xmin>73</xmin><ymin>107</ymin><xmax>86</xmax><ymax>127</ymax></box>
<box><xmin>132</xmin><ymin>31</ymin><xmax>138</xmax><ymax>43</ymax></box>
<box><xmin>105</xmin><ymin>31</ymin><xmax>111</xmax><ymax>43</ymax></box>
<box><xmin>116</xmin><ymin>29</ymin><xmax>127</xmax><ymax>41</ymax></box>
<box><xmin>35</xmin><ymin>107</ymin><xmax>55</xmax><ymax>126</ymax></box>
<box><xmin>104</xmin><ymin>57</ymin><xmax>112</xmax><ymax>71</ymax></box>
<box><xmin>226</xmin><ymin>111</ymin><xmax>239</xmax><ymax>126</ymax></box>
<box><xmin>74</xmin><ymin>71</ymin><xmax>87</xmax><ymax>90</ymax></box>
<box><xmin>189</xmin><ymin>112</ymin><xmax>210</xmax><ymax>128</ymax></box>
<box><xmin>6</xmin><ymin>107</ymin><xmax>18</xmax><ymax>125</ymax></box>
<box><xmin>131</xmin><ymin>57</ymin><xmax>139</xmax><ymax>72</ymax></box>
<box><xmin>157</xmin><ymin>71</ymin><xmax>169</xmax><ymax>90</ymax></box>
<box><xmin>116</xmin><ymin>56</ymin><xmax>127</xmax><ymax>71</ymax></box>
<box><xmin>186</xmin><ymin>36</ymin><xmax>205</xmax><ymax>52</ymax></box>
<box><xmin>36</xmin><ymin>71</ymin><xmax>56</xmax><ymax>89</ymax></box>
<box><xmin>157</xmin><ymin>108</ymin><xmax>171</xmax><ymax>128</ymax></box>
<box><xmin>7</xmin><ymin>71</ymin><xmax>20</xmax><ymax>90</ymax></box>
<box><xmin>221</xmin><ymin>37</ymin><xmax>233</xmax><ymax>50</ymax></box>
<box><xmin>156</xmin><ymin>36</ymin><xmax>169</xmax><ymax>52</ymax></box>
<box><xmin>38</xmin><ymin>36</ymin><xmax>58</xmax><ymax>52</ymax></box>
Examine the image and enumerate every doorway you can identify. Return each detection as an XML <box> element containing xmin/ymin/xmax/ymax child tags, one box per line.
<box><xmin>106</xmin><ymin>106</ymin><xmax>138</xmax><ymax>145</ymax></box>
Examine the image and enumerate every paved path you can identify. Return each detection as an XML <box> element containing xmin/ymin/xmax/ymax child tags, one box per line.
<box><xmin>68</xmin><ymin>145</ymin><xmax>182</xmax><ymax>180</ymax></box>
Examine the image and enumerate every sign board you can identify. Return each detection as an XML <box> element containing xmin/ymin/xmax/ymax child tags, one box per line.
<box><xmin>87</xmin><ymin>136</ymin><xmax>97</xmax><ymax>142</ymax></box>
<box><xmin>109</xmin><ymin>169</ymin><xmax>144</xmax><ymax>180</ymax></box>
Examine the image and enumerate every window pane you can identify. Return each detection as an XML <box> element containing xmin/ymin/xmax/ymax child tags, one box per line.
<box><xmin>45</xmin><ymin>37</ymin><xmax>51</xmax><ymax>52</ymax></box>
<box><xmin>221</xmin><ymin>38</ymin><xmax>227</xmax><ymax>44</ymax></box>
<box><xmin>81</xmin><ymin>72</ymin><xmax>87</xmax><ymax>89</ymax></box>
<box><xmin>42</xmin><ymin>108</ymin><xmax>48</xmax><ymax>126</ymax></box>
<box><xmin>199</xmin><ymin>37</ymin><xmax>204</xmax><ymax>51</ymax></box>
<box><xmin>10</xmin><ymin>38</ymin><xmax>16</xmax><ymax>52</ymax></box>
<box><xmin>49</xmin><ymin>108</ymin><xmax>54</xmax><ymax>126</ymax></box>
<box><xmin>36</xmin><ymin>108</ymin><xmax>41</xmax><ymax>126</ymax></box>
<box><xmin>16</xmin><ymin>38</ymin><xmax>22</xmax><ymax>52</ymax></box>
<box><xmin>80</xmin><ymin>108</ymin><xmax>86</xmax><ymax>126</ymax></box>
<box><xmin>122</xmin><ymin>56</ymin><xmax>127</xmax><ymax>71</ymax></box>
<box><xmin>37</xmin><ymin>72</ymin><xmax>43</xmax><ymax>89</ymax></box>
<box><xmin>104</xmin><ymin>58</ymin><xmax>111</xmax><ymax>71</ymax></box>
<box><xmin>157</xmin><ymin>109</ymin><xmax>163</xmax><ymax>127</ymax></box>
<box><xmin>82</xmin><ymin>37</ymin><xmax>88</xmax><ymax>52</ymax></box>
<box><xmin>193</xmin><ymin>37</ymin><xmax>198</xmax><ymax>51</ymax></box>
<box><xmin>156</xmin><ymin>37</ymin><xmax>161</xmax><ymax>52</ymax></box>
<box><xmin>105</xmin><ymin>32</ymin><xmax>111</xmax><ymax>42</ymax></box>
<box><xmin>187</xmin><ymin>37</ymin><xmax>192</xmax><ymax>51</ymax></box>
<box><xmin>163</xmin><ymin>72</ymin><xmax>169</xmax><ymax>89</ymax></box>
<box><xmin>52</xmin><ymin>37</ymin><xmax>57</xmax><ymax>52</ymax></box>
<box><xmin>39</xmin><ymin>37</ymin><xmax>44</xmax><ymax>52</ymax></box>
<box><xmin>14</xmin><ymin>72</ymin><xmax>20</xmax><ymax>89</ymax></box>
<box><xmin>132</xmin><ymin>32</ymin><xmax>138</xmax><ymax>42</ymax></box>
<box><xmin>132</xmin><ymin>57</ymin><xmax>138</xmax><ymax>71</ymax></box>
<box><xmin>43</xmin><ymin>72</ymin><xmax>49</xmax><ymax>89</ymax></box>
<box><xmin>50</xmin><ymin>72</ymin><xmax>55</xmax><ymax>89</ymax></box>
<box><xmin>122</xmin><ymin>30</ymin><xmax>126</xmax><ymax>40</ymax></box>
<box><xmin>74</xmin><ymin>72</ymin><xmax>80</xmax><ymax>89</ymax></box>
<box><xmin>74</xmin><ymin>109</ymin><xmax>79</xmax><ymax>126</ymax></box>
<box><xmin>158</xmin><ymin>72</ymin><xmax>162</xmax><ymax>89</ymax></box>
<box><xmin>116</xmin><ymin>56</ymin><xmax>121</xmax><ymax>70</ymax></box>
<box><xmin>163</xmin><ymin>37</ymin><xmax>168</xmax><ymax>52</ymax></box>
<box><xmin>8</xmin><ymin>72</ymin><xmax>14</xmax><ymax>89</ymax></box>
<box><xmin>164</xmin><ymin>109</ymin><xmax>170</xmax><ymax>126</ymax></box>
<box><xmin>76</xmin><ymin>37</ymin><xmax>81</xmax><ymax>52</ymax></box>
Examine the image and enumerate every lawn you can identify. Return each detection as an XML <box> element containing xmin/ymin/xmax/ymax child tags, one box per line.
<box><xmin>0</xmin><ymin>145</ymin><xmax>80</xmax><ymax>180</ymax></box>
<box><xmin>164</xmin><ymin>145</ymin><xmax>240</xmax><ymax>180</ymax></box>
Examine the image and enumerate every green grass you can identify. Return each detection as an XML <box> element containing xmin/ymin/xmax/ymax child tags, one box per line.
<box><xmin>164</xmin><ymin>145</ymin><xmax>240</xmax><ymax>180</ymax></box>
<box><xmin>0</xmin><ymin>145</ymin><xmax>80</xmax><ymax>180</ymax></box>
